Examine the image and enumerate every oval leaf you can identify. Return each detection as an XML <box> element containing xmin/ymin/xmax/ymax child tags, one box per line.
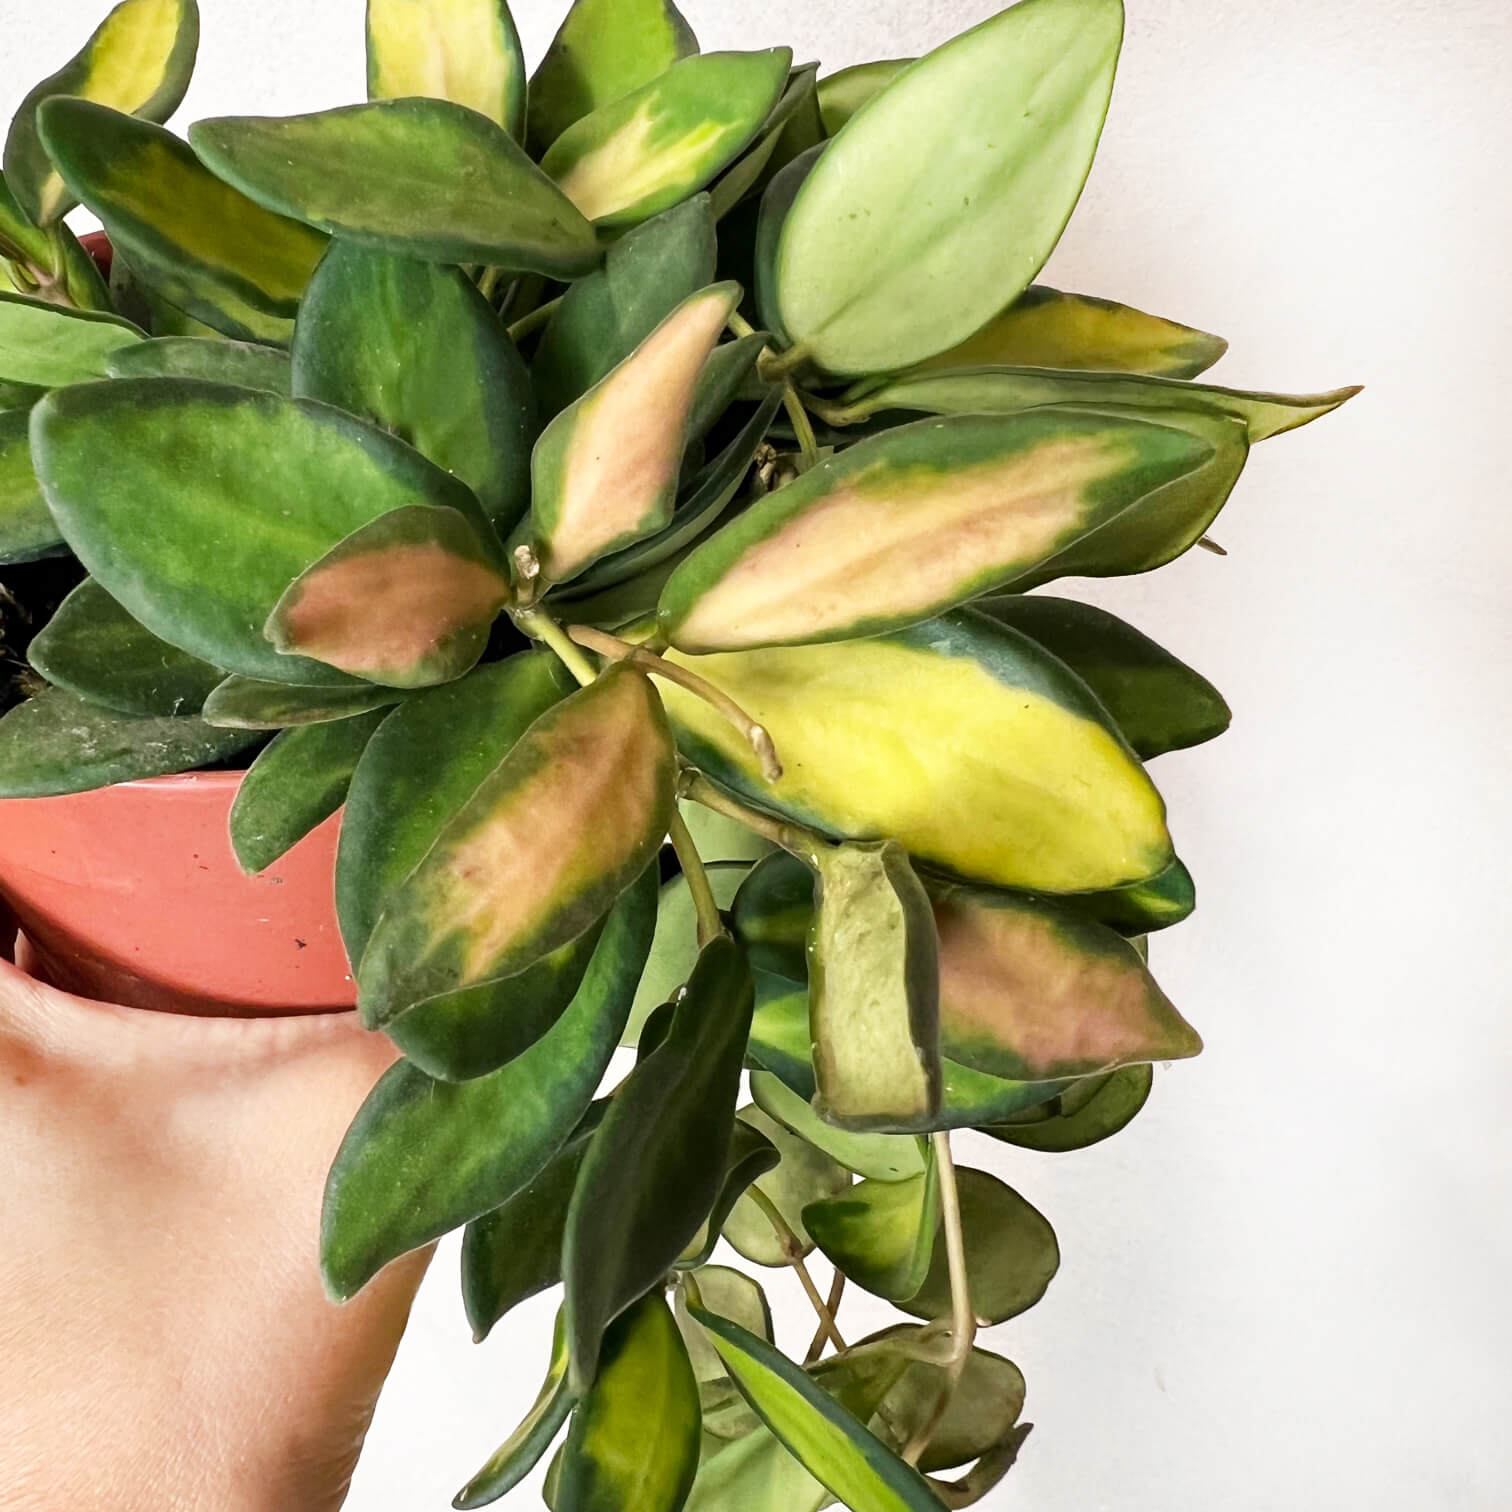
<box><xmin>814</xmin><ymin>59</ymin><xmax>912</xmax><ymax>136</ymax></box>
<box><xmin>189</xmin><ymin>100</ymin><xmax>600</xmax><ymax>278</ymax></box>
<box><xmin>984</xmin><ymin>1061</ymin><xmax>1153</xmax><ymax>1152</ymax></box>
<box><xmin>543</xmin><ymin>50</ymin><xmax>792</xmax><ymax>228</ymax></box>
<box><xmin>201</xmin><ymin>674</ymin><xmax>403</xmax><ymax>730</ymax></box>
<box><xmin>775</xmin><ymin>0</ymin><xmax>1123</xmax><ymax>374</ymax></box>
<box><xmin>802</xmin><ymin>1161</ymin><xmax>941</xmax><ymax>1303</ymax></box>
<box><xmin>677</xmin><ymin>1266</ymin><xmax>773</xmax><ymax>1384</ymax></box>
<box><xmin>731</xmin><ymin>849</ymin><xmax>812</xmax><ymax>980</ymax></box>
<box><xmin>0</xmin><ymin>408</ymin><xmax>63</xmax><ymax>564</ymax></box>
<box><xmin>107</xmin><ymin>334</ymin><xmax>292</xmax><ymax>392</ymax></box>
<box><xmin>0</xmin><ymin>293</ymin><xmax>142</xmax><ymax>387</ymax></box>
<box><xmin>750</xmin><ymin>1071</ymin><xmax>925</xmax><ymax>1184</ymax></box>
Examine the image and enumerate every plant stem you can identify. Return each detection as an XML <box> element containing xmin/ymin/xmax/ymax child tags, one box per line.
<box><xmin>476</xmin><ymin>265</ymin><xmax>504</xmax><ymax>301</ymax></box>
<box><xmin>512</xmin><ymin>607</ymin><xmax>598</xmax><ymax>688</ymax></box>
<box><xmin>747</xmin><ymin>1186</ymin><xmax>846</xmax><ymax>1356</ymax></box>
<box><xmin>804</xmin><ymin>1269</ymin><xmax>846</xmax><ymax>1364</ymax></box>
<box><xmin>727</xmin><ymin>310</ymin><xmax>819</xmax><ymax>470</ymax></box>
<box><xmin>567</xmin><ymin>625</ymin><xmax>782</xmax><ymax>781</ymax></box>
<box><xmin>678</xmin><ymin>771</ymin><xmax>825</xmax><ymax>862</ymax></box>
<box><xmin>508</xmin><ymin>294</ymin><xmax>563</xmax><ymax>343</ymax></box>
<box><xmin>902</xmin><ymin>1131</ymin><xmax>976</xmax><ymax>1466</ymax></box>
<box><xmin>667</xmin><ymin>807</ymin><xmax>722</xmax><ymax>946</ymax></box>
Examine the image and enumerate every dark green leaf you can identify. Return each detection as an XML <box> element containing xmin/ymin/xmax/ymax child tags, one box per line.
<box><xmin>803</xmin><ymin>1160</ymin><xmax>941</xmax><ymax>1303</ymax></box>
<box><xmin>983</xmin><ymin>1061</ymin><xmax>1154</xmax><ymax>1152</ymax></box>
<box><xmin>731</xmin><ymin>849</ymin><xmax>811</xmax><ymax>980</ymax></box>
<box><xmin>678</xmin><ymin>1118</ymin><xmax>780</xmax><ymax>1268</ymax></box>
<box><xmin>201</xmin><ymin>674</ymin><xmax>403</xmax><ymax>729</ymax></box>
<box><xmin>106</xmin><ymin>334</ymin><xmax>292</xmax><ymax>391</ymax></box>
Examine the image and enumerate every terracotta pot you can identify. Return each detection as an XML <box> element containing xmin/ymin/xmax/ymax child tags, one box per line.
<box><xmin>0</xmin><ymin>773</ymin><xmax>355</xmax><ymax>1014</ymax></box>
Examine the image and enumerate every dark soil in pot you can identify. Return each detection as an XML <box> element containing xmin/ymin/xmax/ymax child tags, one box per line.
<box><xmin>1</xmin><ymin>554</ymin><xmax>84</xmax><ymax>714</ymax></box>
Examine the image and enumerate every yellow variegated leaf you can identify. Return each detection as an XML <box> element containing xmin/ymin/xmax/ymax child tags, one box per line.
<box><xmin>664</xmin><ymin>611</ymin><xmax>1172</xmax><ymax>895</ymax></box>
<box><xmin>526</xmin><ymin>282</ymin><xmax>739</xmax><ymax>585</ymax></box>
<box><xmin>357</xmin><ymin>665</ymin><xmax>675</xmax><ymax>1026</ymax></box>
<box><xmin>366</xmin><ymin>0</ymin><xmax>526</xmax><ymax>139</ymax></box>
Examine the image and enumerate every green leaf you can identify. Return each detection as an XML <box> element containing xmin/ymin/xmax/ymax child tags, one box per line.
<box><xmin>38</xmin><ymin>100</ymin><xmax>328</xmax><ymax>342</ymax></box>
<box><xmin>336</xmin><ymin>651</ymin><xmax>574</xmax><ymax>966</ymax></box>
<box><xmin>527</xmin><ymin>0</ymin><xmax>699</xmax><ymax>158</ymax></box>
<box><xmin>814</xmin><ymin>59</ymin><xmax>912</xmax><ymax>136</ymax></box>
<box><xmin>856</xmin><ymin>365</ymin><xmax>1361</xmax><ymax>444</ymax></box>
<box><xmin>28</xmin><ymin>578</ymin><xmax>222</xmax><ymax>715</ymax></box>
<box><xmin>625</xmin><ymin>861</ymin><xmax>748</xmax><ymax>1046</ymax></box>
<box><xmin>808</xmin><ymin>841</ymin><xmax>941</xmax><ymax>1132</ymax></box>
<box><xmin>749</xmin><ymin>1071</ymin><xmax>926</xmax><ymax>1183</ymax></box>
<box><xmin>916</xmin><ymin>284</ymin><xmax>1228</xmax><ymax>379</ymax></box>
<box><xmin>775</xmin><ymin>0</ymin><xmax>1123</xmax><ymax>374</ymax></box>
<box><xmin>708</xmin><ymin>66</ymin><xmax>820</xmax><ymax>220</ymax></box>
<box><xmin>200</xmin><ymin>675</ymin><xmax>403</xmax><ymax>730</ymax></box>
<box><xmin>678</xmin><ymin>1119</ymin><xmax>780</xmax><ymax>1268</ymax></box>
<box><xmin>543</xmin><ymin>51</ymin><xmax>792</xmax><ymax>229</ymax></box>
<box><xmin>4</xmin><ymin>0</ymin><xmax>199</xmax><ymax>226</ymax></box>
<box><xmin>1054</xmin><ymin>853</ymin><xmax>1196</xmax><ymax>936</ymax></box>
<box><xmin>526</xmin><ymin>283</ymin><xmax>739</xmax><ymax>584</ymax></box>
<box><xmin>106</xmin><ymin>334</ymin><xmax>291</xmax><ymax>391</ymax></box>
<box><xmin>0</xmin><ymin>685</ymin><xmax>258</xmax><ymax>798</ymax></box>
<box><xmin>720</xmin><ymin>1103</ymin><xmax>850</xmax><ymax>1268</ymax></box>
<box><xmin>662</xmin><ymin>609</ymin><xmax>1173</xmax><ymax>893</ymax></box>
<box><xmin>677</xmin><ymin>1267</ymin><xmax>773</xmax><ymax>1383</ymax></box>
<box><xmin>320</xmin><ymin>865</ymin><xmax>657</xmax><ymax>1302</ymax></box>
<box><xmin>228</xmin><ymin>710</ymin><xmax>385</xmax><ymax>874</ymax></box>
<box><xmin>357</xmin><ymin>666</ymin><xmax>674</xmax><ymax>1028</ymax></box>
<box><xmin>367</xmin><ymin>0</ymin><xmax>526</xmax><ymax>140</ymax></box>
<box><xmin>32</xmin><ymin>379</ymin><xmax>488</xmax><ymax>685</ymax></box>
<box><xmin>557</xmin><ymin>1292</ymin><xmax>700</xmax><ymax>1512</ymax></box>
<box><xmin>803</xmin><ymin>1161</ymin><xmax>941</xmax><ymax>1302</ymax></box>
<box><xmin>0</xmin><ymin>172</ymin><xmax>113</xmax><ymax>313</ymax></box>
<box><xmin>983</xmin><ymin>1061</ymin><xmax>1153</xmax><ymax>1152</ymax></box>
<box><xmin>564</xmin><ymin>935</ymin><xmax>753</xmax><ymax>1387</ymax></box>
<box><xmin>686</xmin><ymin>1422</ymin><xmax>827</xmax><ymax>1512</ymax></box>
<box><xmin>0</xmin><ymin>292</ymin><xmax>142</xmax><ymax>386</ymax></box>
<box><xmin>900</xmin><ymin>1168</ymin><xmax>1058</xmax><ymax>1325</ymax></box>
<box><xmin>292</xmin><ymin>242</ymin><xmax>534</xmax><ymax>535</ymax></box>
<box><xmin>265</xmin><ymin>503</ymin><xmax>509</xmax><ymax>688</ymax></box>
<box><xmin>189</xmin><ymin>101</ymin><xmax>600</xmax><ymax>277</ymax></box>
<box><xmin>0</xmin><ymin>408</ymin><xmax>63</xmax><ymax>564</ymax></box>
<box><xmin>731</xmin><ymin>850</ymin><xmax>812</xmax><ymax>980</ymax></box>
<box><xmin>454</xmin><ymin>1309</ymin><xmax>573</xmax><ymax>1509</ymax></box>
<box><xmin>532</xmin><ymin>193</ymin><xmax>717</xmax><ymax>421</ymax></box>
<box><xmin>691</xmin><ymin>1309</ymin><xmax>943</xmax><ymax>1512</ymax></box>
<box><xmin>933</xmin><ymin>883</ymin><xmax>1201</xmax><ymax>1082</ymax></box>
<box><xmin>659</xmin><ymin>407</ymin><xmax>1211</xmax><ymax>652</ymax></box>
<box><xmin>751</xmin><ymin>144</ymin><xmax>820</xmax><ymax>343</ymax></box>
<box><xmin>974</xmin><ymin>593</ymin><xmax>1229</xmax><ymax>758</ymax></box>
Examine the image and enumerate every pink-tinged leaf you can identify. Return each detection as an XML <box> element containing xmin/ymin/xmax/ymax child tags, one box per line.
<box><xmin>266</xmin><ymin>503</ymin><xmax>508</xmax><ymax>687</ymax></box>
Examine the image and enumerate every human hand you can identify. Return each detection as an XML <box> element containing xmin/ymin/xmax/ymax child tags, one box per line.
<box><xmin>0</xmin><ymin>921</ymin><xmax>431</xmax><ymax>1512</ymax></box>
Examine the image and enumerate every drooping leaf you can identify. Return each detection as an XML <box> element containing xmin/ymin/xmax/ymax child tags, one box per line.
<box><xmin>563</xmin><ymin>935</ymin><xmax>753</xmax><ymax>1388</ymax></box>
<box><xmin>557</xmin><ymin>1292</ymin><xmax>701</xmax><ymax>1512</ymax></box>
<box><xmin>692</xmin><ymin>1310</ymin><xmax>943</xmax><ymax>1512</ymax></box>
<box><xmin>678</xmin><ymin>1119</ymin><xmax>780</xmax><ymax>1268</ymax></box>
<box><xmin>532</xmin><ymin>193</ymin><xmax>717</xmax><ymax>420</ymax></box>
<box><xmin>658</xmin><ymin>407</ymin><xmax>1211</xmax><ymax>652</ymax></box>
<box><xmin>200</xmin><ymin>675</ymin><xmax>403</xmax><ymax>730</ymax></box>
<box><xmin>28</xmin><ymin>578</ymin><xmax>222</xmax><ymax>715</ymax></box>
<box><xmin>625</xmin><ymin>861</ymin><xmax>748</xmax><ymax>1046</ymax></box>
<box><xmin>974</xmin><ymin>593</ymin><xmax>1230</xmax><ymax>758</ymax></box>
<box><xmin>750</xmin><ymin>1071</ymin><xmax>926</xmax><ymax>1183</ymax></box>
<box><xmin>527</xmin><ymin>283</ymin><xmax>740</xmax><ymax>584</ymax></box>
<box><xmin>106</xmin><ymin>334</ymin><xmax>292</xmax><ymax>391</ymax></box>
<box><xmin>677</xmin><ymin>1268</ymin><xmax>773</xmax><ymax>1384</ymax></box>
<box><xmin>228</xmin><ymin>710</ymin><xmax>386</xmax><ymax>874</ymax></box>
<box><xmin>808</xmin><ymin>841</ymin><xmax>941</xmax><ymax>1132</ymax></box>
<box><xmin>357</xmin><ymin>666</ymin><xmax>674</xmax><ymax>1028</ymax></box>
<box><xmin>661</xmin><ymin>609</ymin><xmax>1173</xmax><ymax>893</ymax></box>
<box><xmin>0</xmin><ymin>408</ymin><xmax>63</xmax><ymax>564</ymax></box>
<box><xmin>292</xmin><ymin>241</ymin><xmax>535</xmax><ymax>534</ymax></box>
<box><xmin>454</xmin><ymin>1309</ymin><xmax>574</xmax><ymax>1509</ymax></box>
<box><xmin>189</xmin><ymin>100</ymin><xmax>600</xmax><ymax>277</ymax></box>
<box><xmin>720</xmin><ymin>1103</ymin><xmax>850</xmax><ymax>1268</ymax></box>
<box><xmin>0</xmin><ymin>292</ymin><xmax>142</xmax><ymax>386</ymax></box>
<box><xmin>855</xmin><ymin>364</ymin><xmax>1360</xmax><ymax>443</ymax></box>
<box><xmin>731</xmin><ymin>850</ymin><xmax>812</xmax><ymax>980</ymax></box>
<box><xmin>265</xmin><ymin>504</ymin><xmax>509</xmax><ymax>688</ymax></box>
<box><xmin>38</xmin><ymin>100</ymin><xmax>328</xmax><ymax>342</ymax></box>
<box><xmin>526</xmin><ymin>0</ymin><xmax>698</xmax><ymax>158</ymax></box>
<box><xmin>803</xmin><ymin>1160</ymin><xmax>941</xmax><ymax>1303</ymax></box>
<box><xmin>917</xmin><ymin>285</ymin><xmax>1227</xmax><ymax>379</ymax></box>
<box><xmin>774</xmin><ymin>0</ymin><xmax>1123</xmax><ymax>374</ymax></box>
<box><xmin>31</xmin><ymin>379</ymin><xmax>488</xmax><ymax>685</ymax></box>
<box><xmin>983</xmin><ymin>1061</ymin><xmax>1153</xmax><ymax>1152</ymax></box>
<box><xmin>367</xmin><ymin>0</ymin><xmax>526</xmax><ymax>139</ymax></box>
<box><xmin>814</xmin><ymin>59</ymin><xmax>912</xmax><ymax>136</ymax></box>
<box><xmin>4</xmin><ymin>0</ymin><xmax>199</xmax><ymax>226</ymax></box>
<box><xmin>336</xmin><ymin>651</ymin><xmax>574</xmax><ymax>965</ymax></box>
<box><xmin>0</xmin><ymin>685</ymin><xmax>257</xmax><ymax>798</ymax></box>
<box><xmin>543</xmin><ymin>50</ymin><xmax>792</xmax><ymax>229</ymax></box>
<box><xmin>899</xmin><ymin>1168</ymin><xmax>1058</xmax><ymax>1325</ymax></box>
<box><xmin>319</xmin><ymin>865</ymin><xmax>656</xmax><ymax>1302</ymax></box>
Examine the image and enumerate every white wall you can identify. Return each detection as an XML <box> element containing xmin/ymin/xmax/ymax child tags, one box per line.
<box><xmin>6</xmin><ymin>1</ymin><xmax>1510</xmax><ymax>1507</ymax></box>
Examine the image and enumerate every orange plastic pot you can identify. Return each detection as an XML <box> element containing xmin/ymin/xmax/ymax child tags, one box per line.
<box><xmin>0</xmin><ymin>773</ymin><xmax>355</xmax><ymax>1014</ymax></box>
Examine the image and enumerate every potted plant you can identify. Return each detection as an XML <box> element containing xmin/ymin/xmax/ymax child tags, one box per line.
<box><xmin>0</xmin><ymin>0</ymin><xmax>1355</xmax><ymax>1503</ymax></box>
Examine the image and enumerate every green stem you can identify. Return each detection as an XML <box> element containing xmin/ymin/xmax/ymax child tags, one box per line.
<box><xmin>748</xmin><ymin>1186</ymin><xmax>846</xmax><ymax>1355</ymax></box>
<box><xmin>668</xmin><ymin>808</ymin><xmax>722</xmax><ymax>947</ymax></box>
<box><xmin>678</xmin><ymin>772</ymin><xmax>825</xmax><ymax>863</ymax></box>
<box><xmin>781</xmin><ymin>384</ymin><xmax>821</xmax><ymax>470</ymax></box>
<box><xmin>726</xmin><ymin>311</ymin><xmax>819</xmax><ymax>470</ymax></box>
<box><xmin>512</xmin><ymin>607</ymin><xmax>598</xmax><ymax>687</ymax></box>
<box><xmin>508</xmin><ymin>294</ymin><xmax>563</xmax><ymax>343</ymax></box>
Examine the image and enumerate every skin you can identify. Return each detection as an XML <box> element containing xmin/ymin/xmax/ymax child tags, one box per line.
<box><xmin>0</xmin><ymin>906</ymin><xmax>431</xmax><ymax>1512</ymax></box>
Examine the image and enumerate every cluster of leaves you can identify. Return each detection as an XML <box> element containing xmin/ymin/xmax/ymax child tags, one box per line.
<box><xmin>0</xmin><ymin>0</ymin><xmax>1355</xmax><ymax>1506</ymax></box>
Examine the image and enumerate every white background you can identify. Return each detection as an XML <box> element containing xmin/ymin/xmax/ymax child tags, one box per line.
<box><xmin>6</xmin><ymin>1</ymin><xmax>1511</xmax><ymax>1507</ymax></box>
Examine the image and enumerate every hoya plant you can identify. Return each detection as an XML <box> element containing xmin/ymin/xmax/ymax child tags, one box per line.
<box><xmin>0</xmin><ymin>0</ymin><xmax>1355</xmax><ymax>1505</ymax></box>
